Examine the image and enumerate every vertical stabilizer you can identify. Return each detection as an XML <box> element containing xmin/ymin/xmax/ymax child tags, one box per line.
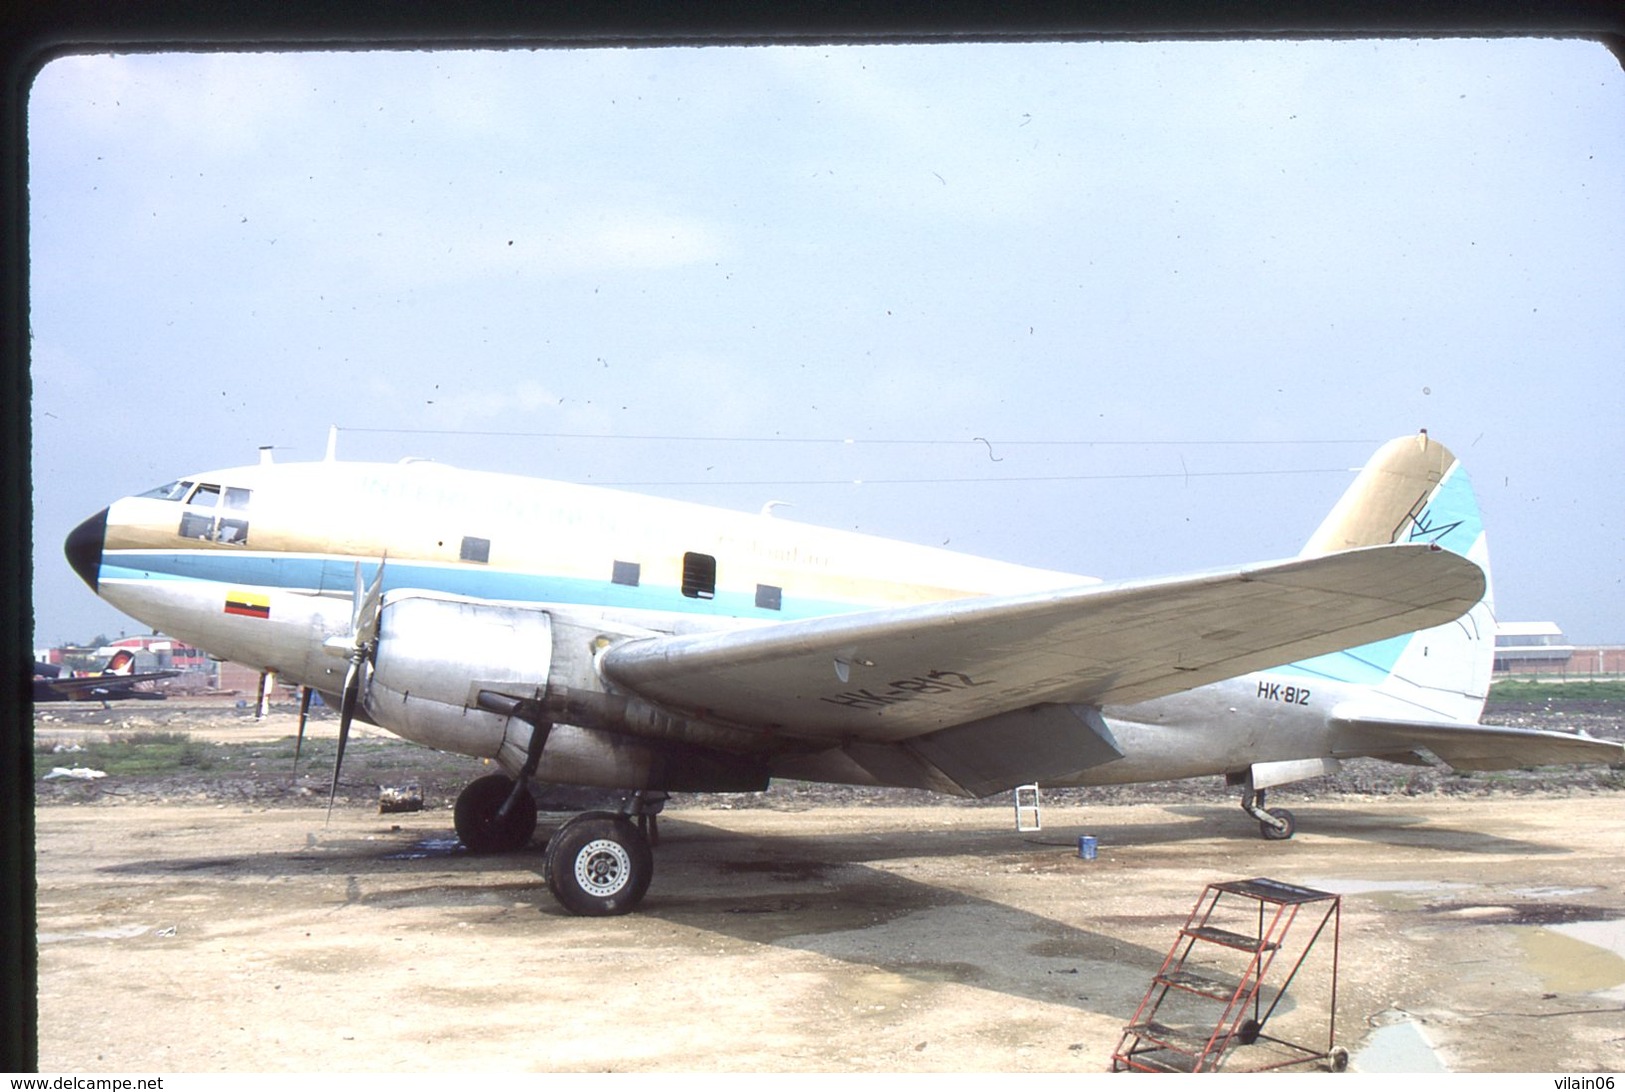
<box><xmin>1291</xmin><ymin>433</ymin><xmax>1495</xmax><ymax>723</ymax></box>
<box><xmin>1300</xmin><ymin>431</ymin><xmax>1456</xmax><ymax>557</ymax></box>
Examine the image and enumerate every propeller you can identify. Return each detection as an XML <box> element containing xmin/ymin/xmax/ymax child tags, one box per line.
<box><xmin>326</xmin><ymin>560</ymin><xmax>386</xmax><ymax>820</ymax></box>
<box><xmin>292</xmin><ymin>685</ymin><xmax>314</xmax><ymax>777</ymax></box>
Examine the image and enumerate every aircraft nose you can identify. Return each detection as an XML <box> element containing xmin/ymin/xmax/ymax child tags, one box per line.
<box><xmin>65</xmin><ymin>508</ymin><xmax>108</xmax><ymax>592</ymax></box>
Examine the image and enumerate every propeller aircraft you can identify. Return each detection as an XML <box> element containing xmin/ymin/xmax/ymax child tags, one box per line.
<box><xmin>62</xmin><ymin>431</ymin><xmax>1623</xmax><ymax>914</ymax></box>
<box><xmin>32</xmin><ymin>648</ymin><xmax>179</xmax><ymax>705</ymax></box>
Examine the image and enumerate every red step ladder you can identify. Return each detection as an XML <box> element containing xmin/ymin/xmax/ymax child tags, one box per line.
<box><xmin>1111</xmin><ymin>877</ymin><xmax>1346</xmax><ymax>1073</ymax></box>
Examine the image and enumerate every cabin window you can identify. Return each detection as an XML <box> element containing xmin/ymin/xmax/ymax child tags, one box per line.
<box><xmin>460</xmin><ymin>536</ymin><xmax>491</xmax><ymax>563</ymax></box>
<box><xmin>612</xmin><ymin>560</ymin><xmax>641</xmax><ymax>587</ymax></box>
<box><xmin>681</xmin><ymin>552</ymin><xmax>716</xmax><ymax>599</ymax></box>
<box><xmin>755</xmin><ymin>584</ymin><xmax>782</xmax><ymax>611</ymax></box>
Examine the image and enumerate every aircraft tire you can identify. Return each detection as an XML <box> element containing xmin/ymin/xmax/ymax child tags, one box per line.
<box><xmin>543</xmin><ymin>812</ymin><xmax>653</xmax><ymax>916</ymax></box>
<box><xmin>454</xmin><ymin>773</ymin><xmax>538</xmax><ymax>854</ymax></box>
<box><xmin>1259</xmin><ymin>806</ymin><xmax>1296</xmax><ymax>841</ymax></box>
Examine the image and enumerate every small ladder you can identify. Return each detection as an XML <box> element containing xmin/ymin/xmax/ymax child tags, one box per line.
<box><xmin>1013</xmin><ymin>783</ymin><xmax>1041</xmax><ymax>831</ymax></box>
<box><xmin>1111</xmin><ymin>877</ymin><xmax>1342</xmax><ymax>1073</ymax></box>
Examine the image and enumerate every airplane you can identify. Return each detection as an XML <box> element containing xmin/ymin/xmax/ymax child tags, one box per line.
<box><xmin>32</xmin><ymin>648</ymin><xmax>179</xmax><ymax>704</ymax></box>
<box><xmin>62</xmin><ymin>430</ymin><xmax>1623</xmax><ymax>915</ymax></box>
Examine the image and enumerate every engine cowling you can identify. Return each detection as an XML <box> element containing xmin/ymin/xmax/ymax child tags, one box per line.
<box><xmin>363</xmin><ymin>591</ymin><xmax>769</xmax><ymax>792</ymax></box>
<box><xmin>361</xmin><ymin>591</ymin><xmax>545</xmax><ymax>758</ymax></box>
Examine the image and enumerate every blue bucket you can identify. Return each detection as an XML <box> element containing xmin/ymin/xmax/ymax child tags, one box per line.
<box><xmin>1078</xmin><ymin>835</ymin><xmax>1098</xmax><ymax>860</ymax></box>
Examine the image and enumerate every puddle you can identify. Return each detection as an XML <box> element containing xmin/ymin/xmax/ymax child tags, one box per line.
<box><xmin>1551</xmin><ymin>918</ymin><xmax>1625</xmax><ymax>961</ymax></box>
<box><xmin>383</xmin><ymin>837</ymin><xmax>463</xmax><ymax>860</ymax></box>
<box><xmin>1518</xmin><ymin>925</ymin><xmax>1625</xmax><ymax>998</ymax></box>
<box><xmin>1300</xmin><ymin>878</ymin><xmax>1472</xmax><ymax>897</ymax></box>
<box><xmin>1353</xmin><ymin>1017</ymin><xmax>1448</xmax><ymax>1072</ymax></box>
<box><xmin>1508</xmin><ymin>886</ymin><xmax>1598</xmax><ymax>900</ymax></box>
<box><xmin>1425</xmin><ymin>902</ymin><xmax>1623</xmax><ymax>926</ymax></box>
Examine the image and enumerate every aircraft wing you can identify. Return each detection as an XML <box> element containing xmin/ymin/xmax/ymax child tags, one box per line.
<box><xmin>599</xmin><ymin>543</ymin><xmax>1485</xmax><ymax>743</ymax></box>
<box><xmin>1332</xmin><ymin>714</ymin><xmax>1625</xmax><ymax>771</ymax></box>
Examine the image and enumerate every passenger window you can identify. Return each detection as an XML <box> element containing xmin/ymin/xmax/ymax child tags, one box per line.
<box><xmin>612</xmin><ymin>560</ymin><xmax>641</xmax><ymax>587</ymax></box>
<box><xmin>681</xmin><ymin>552</ymin><xmax>716</xmax><ymax>599</ymax></box>
<box><xmin>461</xmin><ymin>536</ymin><xmax>491</xmax><ymax>563</ymax></box>
<box><xmin>755</xmin><ymin>584</ymin><xmax>782</xmax><ymax>611</ymax></box>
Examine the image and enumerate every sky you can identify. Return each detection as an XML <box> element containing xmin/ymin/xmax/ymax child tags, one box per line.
<box><xmin>27</xmin><ymin>38</ymin><xmax>1625</xmax><ymax>649</ymax></box>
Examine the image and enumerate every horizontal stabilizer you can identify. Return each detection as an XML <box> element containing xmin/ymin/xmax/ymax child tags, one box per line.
<box><xmin>1332</xmin><ymin>714</ymin><xmax>1625</xmax><ymax>771</ymax></box>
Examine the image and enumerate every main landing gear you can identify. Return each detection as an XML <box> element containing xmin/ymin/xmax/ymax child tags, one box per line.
<box><xmin>452</xmin><ymin>769</ymin><xmax>666</xmax><ymax>916</ymax></box>
<box><xmin>543</xmin><ymin>791</ymin><xmax>666</xmax><ymax>916</ymax></box>
<box><xmin>1241</xmin><ymin>786</ymin><xmax>1296</xmax><ymax>841</ymax></box>
<box><xmin>542</xmin><ymin>811</ymin><xmax>653</xmax><ymax>915</ymax></box>
<box><xmin>453</xmin><ymin>773</ymin><xmax>538</xmax><ymax>854</ymax></box>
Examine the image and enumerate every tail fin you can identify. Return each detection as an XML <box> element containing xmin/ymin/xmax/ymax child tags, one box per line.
<box><xmin>1294</xmin><ymin>432</ymin><xmax>1495</xmax><ymax>723</ymax></box>
<box><xmin>101</xmin><ymin>648</ymin><xmax>138</xmax><ymax>676</ymax></box>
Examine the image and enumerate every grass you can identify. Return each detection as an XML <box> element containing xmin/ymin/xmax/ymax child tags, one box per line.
<box><xmin>34</xmin><ymin>732</ymin><xmax>218</xmax><ymax>777</ymax></box>
<box><xmin>33</xmin><ymin>731</ymin><xmax>478</xmax><ymax>785</ymax></box>
<box><xmin>1488</xmin><ymin>678</ymin><xmax>1625</xmax><ymax>703</ymax></box>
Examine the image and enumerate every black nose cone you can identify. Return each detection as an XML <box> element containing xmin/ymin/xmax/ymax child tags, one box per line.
<box><xmin>65</xmin><ymin>508</ymin><xmax>108</xmax><ymax>592</ymax></box>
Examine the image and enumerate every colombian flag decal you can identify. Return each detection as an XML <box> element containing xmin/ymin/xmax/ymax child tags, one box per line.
<box><xmin>224</xmin><ymin>590</ymin><xmax>271</xmax><ymax>619</ymax></box>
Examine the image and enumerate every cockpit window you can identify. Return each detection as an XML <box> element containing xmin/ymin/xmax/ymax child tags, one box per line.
<box><xmin>138</xmin><ymin>480</ymin><xmax>194</xmax><ymax>501</ymax></box>
<box><xmin>177</xmin><ymin>482</ymin><xmax>252</xmax><ymax>545</ymax></box>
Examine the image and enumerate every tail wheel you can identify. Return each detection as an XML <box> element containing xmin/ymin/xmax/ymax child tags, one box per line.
<box><xmin>544</xmin><ymin>812</ymin><xmax>653</xmax><ymax>916</ymax></box>
<box><xmin>454</xmin><ymin>773</ymin><xmax>538</xmax><ymax>854</ymax></box>
<box><xmin>1260</xmin><ymin>806</ymin><xmax>1296</xmax><ymax>841</ymax></box>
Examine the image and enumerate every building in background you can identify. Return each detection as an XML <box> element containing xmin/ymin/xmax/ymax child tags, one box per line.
<box><xmin>1495</xmin><ymin>622</ymin><xmax>1624</xmax><ymax>677</ymax></box>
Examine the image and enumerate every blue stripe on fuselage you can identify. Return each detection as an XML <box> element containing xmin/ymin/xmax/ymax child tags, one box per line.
<box><xmin>99</xmin><ymin>550</ymin><xmax>864</xmax><ymax>621</ymax></box>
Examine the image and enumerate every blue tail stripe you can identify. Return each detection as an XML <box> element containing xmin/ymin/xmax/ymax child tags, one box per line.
<box><xmin>1404</xmin><ymin>462</ymin><xmax>1480</xmax><ymax>557</ymax></box>
<box><xmin>1280</xmin><ymin>458</ymin><xmax>1483</xmax><ymax>687</ymax></box>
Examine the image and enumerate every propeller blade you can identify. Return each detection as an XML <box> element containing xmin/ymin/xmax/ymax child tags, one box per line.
<box><xmin>328</xmin><ymin>557</ymin><xmax>385</xmax><ymax>820</ymax></box>
<box><xmin>293</xmin><ymin>685</ymin><xmax>313</xmax><ymax>776</ymax></box>
<box><xmin>350</xmin><ymin>559</ymin><xmax>387</xmax><ymax>646</ymax></box>
<box><xmin>327</xmin><ymin>659</ymin><xmax>362</xmax><ymax>821</ymax></box>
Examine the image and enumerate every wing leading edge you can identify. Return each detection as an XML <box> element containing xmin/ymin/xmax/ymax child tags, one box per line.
<box><xmin>600</xmin><ymin>543</ymin><xmax>1485</xmax><ymax>742</ymax></box>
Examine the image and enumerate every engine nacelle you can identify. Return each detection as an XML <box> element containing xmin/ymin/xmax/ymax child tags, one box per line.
<box><xmin>365</xmin><ymin>591</ymin><xmax>554</xmax><ymax>760</ymax></box>
<box><xmin>364</xmin><ymin>591</ymin><xmax>769</xmax><ymax>792</ymax></box>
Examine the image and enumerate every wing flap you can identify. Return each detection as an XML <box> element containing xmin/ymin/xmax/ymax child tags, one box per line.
<box><xmin>1333</xmin><ymin>714</ymin><xmax>1625</xmax><ymax>771</ymax></box>
<box><xmin>600</xmin><ymin>544</ymin><xmax>1484</xmax><ymax>741</ymax></box>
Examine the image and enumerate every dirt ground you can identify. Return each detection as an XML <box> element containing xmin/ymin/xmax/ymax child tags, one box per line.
<box><xmin>30</xmin><ymin>704</ymin><xmax>1625</xmax><ymax>1074</ymax></box>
